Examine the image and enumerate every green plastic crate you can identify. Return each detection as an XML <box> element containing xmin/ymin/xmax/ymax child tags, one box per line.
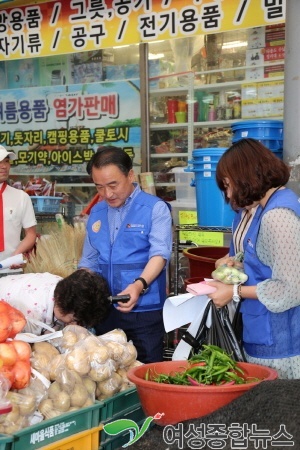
<box><xmin>100</xmin><ymin>388</ymin><xmax>147</xmax><ymax>450</ymax></box>
<box><xmin>8</xmin><ymin>401</ymin><xmax>104</xmax><ymax>450</ymax></box>
<box><xmin>100</xmin><ymin>387</ymin><xmax>143</xmax><ymax>422</ymax></box>
<box><xmin>0</xmin><ymin>435</ymin><xmax>14</xmax><ymax>450</ymax></box>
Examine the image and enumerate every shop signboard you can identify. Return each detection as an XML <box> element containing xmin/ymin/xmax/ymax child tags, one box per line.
<box><xmin>0</xmin><ymin>79</ymin><xmax>141</xmax><ymax>174</ymax></box>
<box><xmin>0</xmin><ymin>0</ymin><xmax>286</xmax><ymax>60</ymax></box>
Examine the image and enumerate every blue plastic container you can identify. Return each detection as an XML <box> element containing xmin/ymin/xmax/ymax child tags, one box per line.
<box><xmin>186</xmin><ymin>148</ymin><xmax>235</xmax><ymax>227</ymax></box>
<box><xmin>231</xmin><ymin>120</ymin><xmax>283</xmax><ymax>158</ymax></box>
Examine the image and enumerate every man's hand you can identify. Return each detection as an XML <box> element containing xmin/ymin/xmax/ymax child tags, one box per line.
<box><xmin>114</xmin><ymin>283</ymin><xmax>142</xmax><ymax>313</ymax></box>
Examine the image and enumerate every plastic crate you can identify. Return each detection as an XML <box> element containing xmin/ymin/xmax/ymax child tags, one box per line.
<box><xmin>9</xmin><ymin>401</ymin><xmax>104</xmax><ymax>450</ymax></box>
<box><xmin>100</xmin><ymin>388</ymin><xmax>147</xmax><ymax>450</ymax></box>
<box><xmin>100</xmin><ymin>387</ymin><xmax>144</xmax><ymax>423</ymax></box>
<box><xmin>30</xmin><ymin>196</ymin><xmax>62</xmax><ymax>214</ymax></box>
<box><xmin>0</xmin><ymin>434</ymin><xmax>13</xmax><ymax>450</ymax></box>
<box><xmin>40</xmin><ymin>425</ymin><xmax>102</xmax><ymax>450</ymax></box>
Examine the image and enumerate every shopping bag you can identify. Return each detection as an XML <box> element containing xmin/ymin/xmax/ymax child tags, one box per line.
<box><xmin>181</xmin><ymin>300</ymin><xmax>246</xmax><ymax>362</ymax></box>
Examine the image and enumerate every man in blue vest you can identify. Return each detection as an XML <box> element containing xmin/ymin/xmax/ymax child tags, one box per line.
<box><xmin>79</xmin><ymin>146</ymin><xmax>172</xmax><ymax>363</ymax></box>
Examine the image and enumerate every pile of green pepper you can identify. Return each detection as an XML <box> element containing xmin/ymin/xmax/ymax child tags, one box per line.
<box><xmin>146</xmin><ymin>345</ymin><xmax>259</xmax><ymax>386</ymax></box>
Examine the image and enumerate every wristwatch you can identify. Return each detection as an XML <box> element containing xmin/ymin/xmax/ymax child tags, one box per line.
<box><xmin>233</xmin><ymin>283</ymin><xmax>241</xmax><ymax>303</ymax></box>
<box><xmin>134</xmin><ymin>277</ymin><xmax>149</xmax><ymax>294</ymax></box>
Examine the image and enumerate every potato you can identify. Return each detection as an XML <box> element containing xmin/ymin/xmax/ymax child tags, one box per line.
<box><xmin>38</xmin><ymin>398</ymin><xmax>54</xmax><ymax>416</ymax></box>
<box><xmin>97</xmin><ymin>372</ymin><xmax>122</xmax><ymax>398</ymax></box>
<box><xmin>4</xmin><ymin>418</ymin><xmax>27</xmax><ymax>434</ymax></box>
<box><xmin>89</xmin><ymin>363</ymin><xmax>112</xmax><ymax>382</ymax></box>
<box><xmin>126</xmin><ymin>359</ymin><xmax>144</xmax><ymax>369</ymax></box>
<box><xmin>105</xmin><ymin>341</ymin><xmax>124</xmax><ymax>360</ymax></box>
<box><xmin>6</xmin><ymin>391</ymin><xmax>36</xmax><ymax>416</ymax></box>
<box><xmin>82</xmin><ymin>377</ymin><xmax>96</xmax><ymax>396</ymax></box>
<box><xmin>32</xmin><ymin>342</ymin><xmax>60</xmax><ymax>356</ymax></box>
<box><xmin>47</xmin><ymin>381</ymin><xmax>62</xmax><ymax>399</ymax></box>
<box><xmin>39</xmin><ymin>398</ymin><xmax>62</xmax><ymax>419</ymax></box>
<box><xmin>31</xmin><ymin>352</ymin><xmax>51</xmax><ymax>371</ymax></box>
<box><xmin>89</xmin><ymin>346</ymin><xmax>109</xmax><ymax>365</ymax></box>
<box><xmin>66</xmin><ymin>348</ymin><xmax>90</xmax><ymax>375</ymax></box>
<box><xmin>2</xmin><ymin>404</ymin><xmax>20</xmax><ymax>423</ymax></box>
<box><xmin>61</xmin><ymin>330</ymin><xmax>78</xmax><ymax>349</ymax></box>
<box><xmin>119</xmin><ymin>382</ymin><xmax>132</xmax><ymax>391</ymax></box>
<box><xmin>70</xmin><ymin>383</ymin><xmax>89</xmax><ymax>407</ymax></box>
<box><xmin>119</xmin><ymin>342</ymin><xmax>137</xmax><ymax>367</ymax></box>
<box><xmin>84</xmin><ymin>335</ymin><xmax>103</xmax><ymax>351</ymax></box>
<box><xmin>68</xmin><ymin>406</ymin><xmax>80</xmax><ymax>412</ymax></box>
<box><xmin>100</xmin><ymin>328</ymin><xmax>127</xmax><ymax>344</ymax></box>
<box><xmin>49</xmin><ymin>354</ymin><xmax>65</xmax><ymax>381</ymax></box>
<box><xmin>54</xmin><ymin>391</ymin><xmax>70</xmax><ymax>412</ymax></box>
<box><xmin>82</xmin><ymin>397</ymin><xmax>94</xmax><ymax>408</ymax></box>
<box><xmin>61</xmin><ymin>325</ymin><xmax>90</xmax><ymax>351</ymax></box>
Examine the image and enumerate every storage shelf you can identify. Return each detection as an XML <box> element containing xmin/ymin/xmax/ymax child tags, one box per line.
<box><xmin>175</xmin><ymin>224</ymin><xmax>232</xmax><ymax>233</ymax></box>
<box><xmin>150</xmin><ymin>152</ymin><xmax>188</xmax><ymax>158</ymax></box>
<box><xmin>150</xmin><ymin>122</ymin><xmax>188</xmax><ymax>130</ymax></box>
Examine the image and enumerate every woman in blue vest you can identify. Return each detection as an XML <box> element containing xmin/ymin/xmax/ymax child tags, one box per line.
<box><xmin>79</xmin><ymin>146</ymin><xmax>172</xmax><ymax>363</ymax></box>
<box><xmin>207</xmin><ymin>138</ymin><xmax>300</xmax><ymax>379</ymax></box>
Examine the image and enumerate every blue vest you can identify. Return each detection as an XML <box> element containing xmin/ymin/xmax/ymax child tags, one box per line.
<box><xmin>87</xmin><ymin>191</ymin><xmax>167</xmax><ymax>312</ymax></box>
<box><xmin>240</xmin><ymin>189</ymin><xmax>300</xmax><ymax>358</ymax></box>
<box><xmin>229</xmin><ymin>206</ymin><xmax>262</xmax><ymax>256</ymax></box>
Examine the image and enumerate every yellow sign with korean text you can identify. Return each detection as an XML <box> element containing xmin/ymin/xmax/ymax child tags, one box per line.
<box><xmin>178</xmin><ymin>210</ymin><xmax>224</xmax><ymax>246</ymax></box>
<box><xmin>0</xmin><ymin>0</ymin><xmax>286</xmax><ymax>60</ymax></box>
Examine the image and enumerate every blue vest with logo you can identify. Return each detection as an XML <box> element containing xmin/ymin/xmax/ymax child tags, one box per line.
<box><xmin>229</xmin><ymin>206</ymin><xmax>262</xmax><ymax>257</ymax></box>
<box><xmin>87</xmin><ymin>191</ymin><xmax>167</xmax><ymax>312</ymax></box>
<box><xmin>240</xmin><ymin>189</ymin><xmax>300</xmax><ymax>358</ymax></box>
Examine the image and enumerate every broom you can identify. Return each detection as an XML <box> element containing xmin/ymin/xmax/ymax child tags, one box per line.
<box><xmin>24</xmin><ymin>219</ymin><xmax>86</xmax><ymax>278</ymax></box>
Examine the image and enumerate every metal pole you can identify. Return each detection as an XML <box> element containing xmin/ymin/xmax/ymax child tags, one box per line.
<box><xmin>139</xmin><ymin>43</ymin><xmax>150</xmax><ymax>172</ymax></box>
<box><xmin>283</xmin><ymin>0</ymin><xmax>300</xmax><ymax>195</ymax></box>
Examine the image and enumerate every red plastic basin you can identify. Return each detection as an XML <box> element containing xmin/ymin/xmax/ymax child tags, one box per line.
<box><xmin>127</xmin><ymin>360</ymin><xmax>278</xmax><ymax>426</ymax></box>
<box><xmin>183</xmin><ymin>246</ymin><xmax>229</xmax><ymax>278</ymax></box>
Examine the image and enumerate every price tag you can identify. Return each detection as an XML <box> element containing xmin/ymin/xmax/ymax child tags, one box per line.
<box><xmin>178</xmin><ymin>210</ymin><xmax>224</xmax><ymax>246</ymax></box>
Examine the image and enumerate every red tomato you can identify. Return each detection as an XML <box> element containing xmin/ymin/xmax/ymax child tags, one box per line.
<box><xmin>11</xmin><ymin>360</ymin><xmax>31</xmax><ymax>390</ymax></box>
<box><xmin>0</xmin><ymin>342</ymin><xmax>18</xmax><ymax>366</ymax></box>
<box><xmin>10</xmin><ymin>340</ymin><xmax>32</xmax><ymax>361</ymax></box>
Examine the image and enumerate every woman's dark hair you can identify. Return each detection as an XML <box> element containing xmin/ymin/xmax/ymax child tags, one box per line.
<box><xmin>216</xmin><ymin>138</ymin><xmax>290</xmax><ymax>208</ymax></box>
<box><xmin>54</xmin><ymin>269</ymin><xmax>111</xmax><ymax>328</ymax></box>
<box><xmin>86</xmin><ymin>146</ymin><xmax>132</xmax><ymax>176</ymax></box>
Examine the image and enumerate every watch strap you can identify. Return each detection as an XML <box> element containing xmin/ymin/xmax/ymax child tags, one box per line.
<box><xmin>233</xmin><ymin>283</ymin><xmax>241</xmax><ymax>303</ymax></box>
<box><xmin>134</xmin><ymin>277</ymin><xmax>149</xmax><ymax>294</ymax></box>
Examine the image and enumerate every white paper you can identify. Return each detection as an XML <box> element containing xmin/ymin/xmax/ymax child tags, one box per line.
<box><xmin>172</xmin><ymin>297</ymin><xmax>212</xmax><ymax>361</ymax></box>
<box><xmin>0</xmin><ymin>254</ymin><xmax>25</xmax><ymax>269</ymax></box>
<box><xmin>163</xmin><ymin>294</ymin><xmax>210</xmax><ymax>333</ymax></box>
<box><xmin>167</xmin><ymin>293</ymin><xmax>194</xmax><ymax>306</ymax></box>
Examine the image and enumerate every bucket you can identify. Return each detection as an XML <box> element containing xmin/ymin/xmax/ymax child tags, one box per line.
<box><xmin>186</xmin><ymin>148</ymin><xmax>234</xmax><ymax>227</ymax></box>
<box><xmin>183</xmin><ymin>246</ymin><xmax>229</xmax><ymax>278</ymax></box>
<box><xmin>231</xmin><ymin>120</ymin><xmax>283</xmax><ymax>158</ymax></box>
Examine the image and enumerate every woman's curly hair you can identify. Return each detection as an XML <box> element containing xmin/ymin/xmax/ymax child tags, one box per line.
<box><xmin>54</xmin><ymin>269</ymin><xmax>111</xmax><ymax>328</ymax></box>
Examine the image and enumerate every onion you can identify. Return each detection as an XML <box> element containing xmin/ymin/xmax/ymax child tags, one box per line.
<box><xmin>10</xmin><ymin>340</ymin><xmax>32</xmax><ymax>361</ymax></box>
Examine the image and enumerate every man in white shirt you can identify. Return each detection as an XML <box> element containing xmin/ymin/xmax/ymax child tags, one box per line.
<box><xmin>0</xmin><ymin>146</ymin><xmax>37</xmax><ymax>277</ymax></box>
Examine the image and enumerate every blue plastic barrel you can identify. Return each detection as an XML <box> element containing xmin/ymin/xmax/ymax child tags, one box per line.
<box><xmin>186</xmin><ymin>148</ymin><xmax>235</xmax><ymax>227</ymax></box>
<box><xmin>231</xmin><ymin>120</ymin><xmax>283</xmax><ymax>158</ymax></box>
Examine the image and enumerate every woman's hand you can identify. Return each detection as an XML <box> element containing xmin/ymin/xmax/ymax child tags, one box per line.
<box><xmin>205</xmin><ymin>280</ymin><xmax>234</xmax><ymax>307</ymax></box>
<box><xmin>215</xmin><ymin>254</ymin><xmax>234</xmax><ymax>268</ymax></box>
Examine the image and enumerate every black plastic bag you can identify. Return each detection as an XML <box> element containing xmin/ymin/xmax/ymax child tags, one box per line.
<box><xmin>181</xmin><ymin>300</ymin><xmax>246</xmax><ymax>362</ymax></box>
